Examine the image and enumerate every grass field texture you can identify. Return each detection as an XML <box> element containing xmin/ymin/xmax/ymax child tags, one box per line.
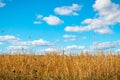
<box><xmin>0</xmin><ymin>52</ymin><xmax>120</xmax><ymax>80</ymax></box>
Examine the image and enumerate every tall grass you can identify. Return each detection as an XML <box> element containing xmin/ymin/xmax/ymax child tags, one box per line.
<box><xmin>0</xmin><ymin>52</ymin><xmax>120</xmax><ymax>80</ymax></box>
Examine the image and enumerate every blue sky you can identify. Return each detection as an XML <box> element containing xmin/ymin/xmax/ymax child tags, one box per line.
<box><xmin>0</xmin><ymin>0</ymin><xmax>120</xmax><ymax>53</ymax></box>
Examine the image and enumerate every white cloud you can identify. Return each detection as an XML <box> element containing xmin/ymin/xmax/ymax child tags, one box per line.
<box><xmin>34</xmin><ymin>14</ymin><xmax>64</xmax><ymax>25</ymax></box>
<box><xmin>65</xmin><ymin>45</ymin><xmax>85</xmax><ymax>50</ymax></box>
<box><xmin>0</xmin><ymin>1</ymin><xmax>6</xmax><ymax>8</ymax></box>
<box><xmin>44</xmin><ymin>48</ymin><xmax>57</xmax><ymax>52</ymax></box>
<box><xmin>65</xmin><ymin>26</ymin><xmax>89</xmax><ymax>32</ymax></box>
<box><xmin>36</xmin><ymin>14</ymin><xmax>43</xmax><ymax>19</ymax></box>
<box><xmin>0</xmin><ymin>35</ymin><xmax>52</xmax><ymax>47</ymax></box>
<box><xmin>65</xmin><ymin>0</ymin><xmax>120</xmax><ymax>34</ymax></box>
<box><xmin>54</xmin><ymin>4</ymin><xmax>82</xmax><ymax>16</ymax></box>
<box><xmin>90</xmin><ymin>41</ymin><xmax>120</xmax><ymax>50</ymax></box>
<box><xmin>0</xmin><ymin>42</ymin><xmax>2</xmax><ymax>45</ymax></box>
<box><xmin>7</xmin><ymin>46</ymin><xmax>27</xmax><ymax>53</ymax></box>
<box><xmin>33</xmin><ymin>21</ymin><xmax>42</xmax><ymax>24</ymax></box>
<box><xmin>43</xmin><ymin>15</ymin><xmax>64</xmax><ymax>25</ymax></box>
<box><xmin>6</xmin><ymin>39</ymin><xmax>53</xmax><ymax>52</ymax></box>
<box><xmin>33</xmin><ymin>14</ymin><xmax>43</xmax><ymax>24</ymax></box>
<box><xmin>15</xmin><ymin>39</ymin><xmax>53</xmax><ymax>46</ymax></box>
<box><xmin>94</xmin><ymin>27</ymin><xmax>112</xmax><ymax>34</ymax></box>
<box><xmin>116</xmin><ymin>49</ymin><xmax>120</xmax><ymax>52</ymax></box>
<box><xmin>64</xmin><ymin>38</ymin><xmax>77</xmax><ymax>42</ymax></box>
<box><xmin>63</xmin><ymin>34</ymin><xmax>76</xmax><ymax>38</ymax></box>
<box><xmin>0</xmin><ymin>35</ymin><xmax>19</xmax><ymax>42</ymax></box>
<box><xmin>7</xmin><ymin>46</ymin><xmax>27</xmax><ymax>50</ymax></box>
<box><xmin>63</xmin><ymin>34</ymin><xmax>77</xmax><ymax>42</ymax></box>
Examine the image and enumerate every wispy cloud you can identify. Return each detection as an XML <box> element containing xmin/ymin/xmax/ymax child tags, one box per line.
<box><xmin>33</xmin><ymin>14</ymin><xmax>43</xmax><ymax>24</ymax></box>
<box><xmin>64</xmin><ymin>38</ymin><xmax>77</xmax><ymax>42</ymax></box>
<box><xmin>44</xmin><ymin>48</ymin><xmax>57</xmax><ymax>52</ymax></box>
<box><xmin>0</xmin><ymin>1</ymin><xmax>6</xmax><ymax>8</ymax></box>
<box><xmin>65</xmin><ymin>45</ymin><xmax>85</xmax><ymax>50</ymax></box>
<box><xmin>90</xmin><ymin>41</ymin><xmax>120</xmax><ymax>50</ymax></box>
<box><xmin>65</xmin><ymin>0</ymin><xmax>120</xmax><ymax>34</ymax></box>
<box><xmin>43</xmin><ymin>45</ymin><xmax>85</xmax><ymax>53</ymax></box>
<box><xmin>7</xmin><ymin>46</ymin><xmax>27</xmax><ymax>50</ymax></box>
<box><xmin>63</xmin><ymin>34</ymin><xmax>76</xmax><ymax>38</ymax></box>
<box><xmin>33</xmin><ymin>21</ymin><xmax>42</xmax><ymax>24</ymax></box>
<box><xmin>0</xmin><ymin>42</ymin><xmax>2</xmax><ymax>45</ymax></box>
<box><xmin>14</xmin><ymin>39</ymin><xmax>53</xmax><ymax>47</ymax></box>
<box><xmin>36</xmin><ymin>14</ymin><xmax>43</xmax><ymax>19</ymax></box>
<box><xmin>116</xmin><ymin>49</ymin><xmax>120</xmax><ymax>52</ymax></box>
<box><xmin>0</xmin><ymin>35</ymin><xmax>20</xmax><ymax>42</ymax></box>
<box><xmin>54</xmin><ymin>4</ymin><xmax>82</xmax><ymax>16</ymax></box>
<box><xmin>63</xmin><ymin>34</ymin><xmax>77</xmax><ymax>42</ymax></box>
<box><xmin>7</xmin><ymin>46</ymin><xmax>28</xmax><ymax>52</ymax></box>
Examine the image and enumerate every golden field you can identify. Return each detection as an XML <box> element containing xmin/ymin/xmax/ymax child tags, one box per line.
<box><xmin>0</xmin><ymin>52</ymin><xmax>120</xmax><ymax>80</ymax></box>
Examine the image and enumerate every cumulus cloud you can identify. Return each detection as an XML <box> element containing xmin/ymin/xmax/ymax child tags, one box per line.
<box><xmin>65</xmin><ymin>45</ymin><xmax>85</xmax><ymax>50</ymax></box>
<box><xmin>0</xmin><ymin>35</ymin><xmax>53</xmax><ymax>52</ymax></box>
<box><xmin>34</xmin><ymin>14</ymin><xmax>64</xmax><ymax>25</ymax></box>
<box><xmin>7</xmin><ymin>39</ymin><xmax>53</xmax><ymax>53</ymax></box>
<box><xmin>0</xmin><ymin>35</ymin><xmax>19</xmax><ymax>42</ymax></box>
<box><xmin>90</xmin><ymin>41</ymin><xmax>120</xmax><ymax>50</ymax></box>
<box><xmin>54</xmin><ymin>4</ymin><xmax>82</xmax><ymax>16</ymax></box>
<box><xmin>0</xmin><ymin>1</ymin><xmax>6</xmax><ymax>8</ymax></box>
<box><xmin>65</xmin><ymin>0</ymin><xmax>120</xmax><ymax>34</ymax></box>
<box><xmin>0</xmin><ymin>35</ymin><xmax>52</xmax><ymax>47</ymax></box>
<box><xmin>43</xmin><ymin>15</ymin><xmax>64</xmax><ymax>25</ymax></box>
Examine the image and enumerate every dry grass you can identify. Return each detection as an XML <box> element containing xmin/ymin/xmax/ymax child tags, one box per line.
<box><xmin>0</xmin><ymin>52</ymin><xmax>120</xmax><ymax>80</ymax></box>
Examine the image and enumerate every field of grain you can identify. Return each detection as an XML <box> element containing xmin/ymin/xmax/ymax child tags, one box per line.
<box><xmin>0</xmin><ymin>52</ymin><xmax>120</xmax><ymax>80</ymax></box>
